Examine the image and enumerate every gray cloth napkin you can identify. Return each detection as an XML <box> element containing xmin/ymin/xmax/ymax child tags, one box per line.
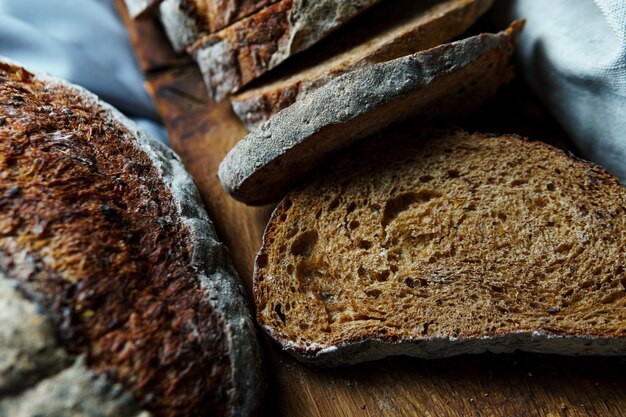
<box><xmin>494</xmin><ymin>0</ymin><xmax>626</xmax><ymax>183</ymax></box>
<box><xmin>0</xmin><ymin>0</ymin><xmax>166</xmax><ymax>142</ymax></box>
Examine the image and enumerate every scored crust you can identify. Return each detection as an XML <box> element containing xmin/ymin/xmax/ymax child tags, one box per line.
<box><xmin>254</xmin><ymin>129</ymin><xmax>626</xmax><ymax>366</ymax></box>
<box><xmin>231</xmin><ymin>0</ymin><xmax>495</xmax><ymax>130</ymax></box>
<box><xmin>0</xmin><ymin>59</ymin><xmax>262</xmax><ymax>416</ymax></box>
<box><xmin>218</xmin><ymin>22</ymin><xmax>523</xmax><ymax>205</ymax></box>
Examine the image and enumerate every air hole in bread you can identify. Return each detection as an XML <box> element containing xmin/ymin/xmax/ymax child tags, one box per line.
<box><xmin>359</xmin><ymin>240</ymin><xmax>372</xmax><ymax>250</ymax></box>
<box><xmin>257</xmin><ymin>253</ymin><xmax>268</xmax><ymax>269</ymax></box>
<box><xmin>365</xmin><ymin>289</ymin><xmax>381</xmax><ymax>298</ymax></box>
<box><xmin>291</xmin><ymin>230</ymin><xmax>318</xmax><ymax>257</ymax></box>
<box><xmin>274</xmin><ymin>304</ymin><xmax>286</xmax><ymax>323</ymax></box>
<box><xmin>510</xmin><ymin>178</ymin><xmax>528</xmax><ymax>187</ymax></box>
<box><xmin>328</xmin><ymin>198</ymin><xmax>340</xmax><ymax>211</ymax></box>
<box><xmin>382</xmin><ymin>190</ymin><xmax>441</xmax><ymax>227</ymax></box>
<box><xmin>375</xmin><ymin>271</ymin><xmax>390</xmax><ymax>282</ymax></box>
<box><xmin>404</xmin><ymin>277</ymin><xmax>416</xmax><ymax>288</ymax></box>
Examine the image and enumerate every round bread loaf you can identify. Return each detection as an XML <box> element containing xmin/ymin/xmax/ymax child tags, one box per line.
<box><xmin>0</xmin><ymin>59</ymin><xmax>262</xmax><ymax>417</ymax></box>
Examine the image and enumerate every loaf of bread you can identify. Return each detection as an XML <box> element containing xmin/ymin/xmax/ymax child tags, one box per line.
<box><xmin>219</xmin><ymin>22</ymin><xmax>523</xmax><ymax>205</ymax></box>
<box><xmin>254</xmin><ymin>129</ymin><xmax>626</xmax><ymax>366</ymax></box>
<box><xmin>189</xmin><ymin>0</ymin><xmax>382</xmax><ymax>101</ymax></box>
<box><xmin>158</xmin><ymin>0</ymin><xmax>278</xmax><ymax>51</ymax></box>
<box><xmin>0</xmin><ymin>59</ymin><xmax>262</xmax><ymax>417</ymax></box>
<box><xmin>231</xmin><ymin>0</ymin><xmax>494</xmax><ymax>130</ymax></box>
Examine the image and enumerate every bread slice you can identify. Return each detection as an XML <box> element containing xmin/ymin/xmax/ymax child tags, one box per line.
<box><xmin>0</xmin><ymin>59</ymin><xmax>263</xmax><ymax>417</ymax></box>
<box><xmin>158</xmin><ymin>0</ymin><xmax>279</xmax><ymax>51</ymax></box>
<box><xmin>231</xmin><ymin>0</ymin><xmax>494</xmax><ymax>130</ymax></box>
<box><xmin>189</xmin><ymin>0</ymin><xmax>382</xmax><ymax>101</ymax></box>
<box><xmin>218</xmin><ymin>22</ymin><xmax>522</xmax><ymax>205</ymax></box>
<box><xmin>254</xmin><ymin>129</ymin><xmax>626</xmax><ymax>366</ymax></box>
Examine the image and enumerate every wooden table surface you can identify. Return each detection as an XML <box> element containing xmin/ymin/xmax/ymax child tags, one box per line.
<box><xmin>116</xmin><ymin>2</ymin><xmax>626</xmax><ymax>416</ymax></box>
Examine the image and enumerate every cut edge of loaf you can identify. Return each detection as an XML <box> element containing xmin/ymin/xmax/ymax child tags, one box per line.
<box><xmin>0</xmin><ymin>58</ymin><xmax>264</xmax><ymax>417</ymax></box>
<box><xmin>230</xmin><ymin>0</ymin><xmax>495</xmax><ymax>130</ymax></box>
<box><xmin>254</xmin><ymin>130</ymin><xmax>626</xmax><ymax>366</ymax></box>
<box><xmin>218</xmin><ymin>21</ymin><xmax>523</xmax><ymax>205</ymax></box>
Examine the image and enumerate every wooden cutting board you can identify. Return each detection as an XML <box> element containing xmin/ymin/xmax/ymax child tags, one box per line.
<box><xmin>116</xmin><ymin>2</ymin><xmax>626</xmax><ymax>416</ymax></box>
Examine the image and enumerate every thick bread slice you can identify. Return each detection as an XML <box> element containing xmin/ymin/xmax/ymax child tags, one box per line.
<box><xmin>158</xmin><ymin>0</ymin><xmax>279</xmax><ymax>51</ymax></box>
<box><xmin>218</xmin><ymin>22</ymin><xmax>522</xmax><ymax>205</ymax></box>
<box><xmin>0</xmin><ymin>60</ymin><xmax>263</xmax><ymax>417</ymax></box>
<box><xmin>232</xmin><ymin>0</ymin><xmax>494</xmax><ymax>130</ymax></box>
<box><xmin>189</xmin><ymin>0</ymin><xmax>382</xmax><ymax>101</ymax></box>
<box><xmin>254</xmin><ymin>129</ymin><xmax>626</xmax><ymax>366</ymax></box>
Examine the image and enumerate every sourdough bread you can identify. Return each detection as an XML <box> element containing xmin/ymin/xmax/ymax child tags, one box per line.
<box><xmin>0</xmin><ymin>59</ymin><xmax>262</xmax><ymax>417</ymax></box>
<box><xmin>231</xmin><ymin>0</ymin><xmax>494</xmax><ymax>130</ymax></box>
<box><xmin>254</xmin><ymin>129</ymin><xmax>626</xmax><ymax>366</ymax></box>
<box><xmin>158</xmin><ymin>0</ymin><xmax>279</xmax><ymax>51</ymax></box>
<box><xmin>219</xmin><ymin>22</ymin><xmax>522</xmax><ymax>205</ymax></box>
<box><xmin>189</xmin><ymin>0</ymin><xmax>382</xmax><ymax>101</ymax></box>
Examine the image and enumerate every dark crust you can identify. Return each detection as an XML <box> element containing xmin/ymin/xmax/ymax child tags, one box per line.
<box><xmin>0</xmin><ymin>62</ymin><xmax>232</xmax><ymax>417</ymax></box>
<box><xmin>254</xmin><ymin>131</ymin><xmax>626</xmax><ymax>359</ymax></box>
<box><xmin>180</xmin><ymin>0</ymin><xmax>211</xmax><ymax>33</ymax></box>
<box><xmin>180</xmin><ymin>0</ymin><xmax>279</xmax><ymax>34</ymax></box>
<box><xmin>208</xmin><ymin>0</ymin><xmax>278</xmax><ymax>33</ymax></box>
<box><xmin>189</xmin><ymin>0</ymin><xmax>294</xmax><ymax>93</ymax></box>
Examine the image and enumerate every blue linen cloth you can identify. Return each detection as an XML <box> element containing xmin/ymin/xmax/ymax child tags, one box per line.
<box><xmin>0</xmin><ymin>0</ymin><xmax>166</xmax><ymax>142</ymax></box>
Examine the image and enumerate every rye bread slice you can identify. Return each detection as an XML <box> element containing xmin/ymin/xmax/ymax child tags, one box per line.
<box><xmin>231</xmin><ymin>0</ymin><xmax>494</xmax><ymax>130</ymax></box>
<box><xmin>254</xmin><ymin>129</ymin><xmax>626</xmax><ymax>366</ymax></box>
<box><xmin>188</xmin><ymin>0</ymin><xmax>382</xmax><ymax>101</ymax></box>
<box><xmin>218</xmin><ymin>22</ymin><xmax>522</xmax><ymax>205</ymax></box>
<box><xmin>158</xmin><ymin>0</ymin><xmax>279</xmax><ymax>51</ymax></box>
<box><xmin>0</xmin><ymin>60</ymin><xmax>263</xmax><ymax>417</ymax></box>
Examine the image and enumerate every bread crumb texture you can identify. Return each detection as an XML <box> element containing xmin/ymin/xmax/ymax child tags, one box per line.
<box><xmin>0</xmin><ymin>62</ymin><xmax>231</xmax><ymax>417</ymax></box>
<box><xmin>255</xmin><ymin>130</ymin><xmax>626</xmax><ymax>361</ymax></box>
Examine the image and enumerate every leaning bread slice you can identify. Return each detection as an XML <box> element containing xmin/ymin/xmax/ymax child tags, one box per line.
<box><xmin>232</xmin><ymin>0</ymin><xmax>494</xmax><ymax>130</ymax></box>
<box><xmin>255</xmin><ymin>129</ymin><xmax>626</xmax><ymax>366</ymax></box>
<box><xmin>0</xmin><ymin>59</ymin><xmax>262</xmax><ymax>417</ymax></box>
<box><xmin>158</xmin><ymin>0</ymin><xmax>279</xmax><ymax>51</ymax></box>
<box><xmin>189</xmin><ymin>0</ymin><xmax>382</xmax><ymax>101</ymax></box>
<box><xmin>219</xmin><ymin>22</ymin><xmax>522</xmax><ymax>205</ymax></box>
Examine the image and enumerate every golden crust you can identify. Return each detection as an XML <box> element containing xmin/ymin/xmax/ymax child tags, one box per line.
<box><xmin>0</xmin><ymin>62</ymin><xmax>231</xmax><ymax>417</ymax></box>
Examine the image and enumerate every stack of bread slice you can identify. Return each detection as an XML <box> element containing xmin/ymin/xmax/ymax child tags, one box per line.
<box><xmin>127</xmin><ymin>0</ymin><xmax>385</xmax><ymax>100</ymax></box>
<box><xmin>126</xmin><ymin>0</ymin><xmax>626</xmax><ymax>366</ymax></box>
<box><xmin>231</xmin><ymin>0</ymin><xmax>494</xmax><ymax>129</ymax></box>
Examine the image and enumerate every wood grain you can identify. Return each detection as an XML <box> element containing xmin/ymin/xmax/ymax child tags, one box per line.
<box><xmin>116</xmin><ymin>2</ymin><xmax>626</xmax><ymax>416</ymax></box>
